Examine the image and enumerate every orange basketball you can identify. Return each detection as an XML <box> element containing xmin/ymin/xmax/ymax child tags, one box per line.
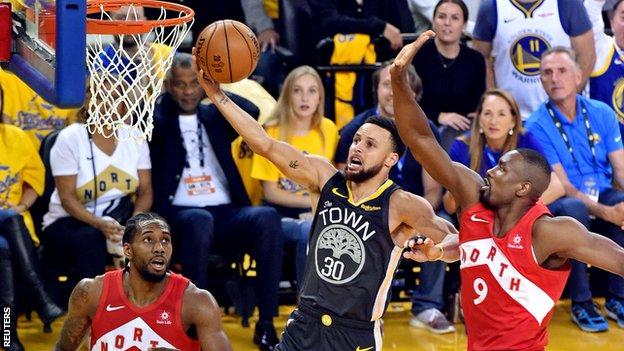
<box><xmin>194</xmin><ymin>20</ymin><xmax>260</xmax><ymax>84</ymax></box>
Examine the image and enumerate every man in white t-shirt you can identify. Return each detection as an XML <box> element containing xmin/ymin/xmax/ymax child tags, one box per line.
<box><xmin>149</xmin><ymin>53</ymin><xmax>284</xmax><ymax>351</ymax></box>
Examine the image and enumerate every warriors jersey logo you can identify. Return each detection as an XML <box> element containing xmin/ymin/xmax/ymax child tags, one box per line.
<box><xmin>315</xmin><ymin>224</ymin><xmax>366</xmax><ymax>284</ymax></box>
<box><xmin>510</xmin><ymin>34</ymin><xmax>550</xmax><ymax>76</ymax></box>
<box><xmin>612</xmin><ymin>78</ymin><xmax>624</xmax><ymax>123</ymax></box>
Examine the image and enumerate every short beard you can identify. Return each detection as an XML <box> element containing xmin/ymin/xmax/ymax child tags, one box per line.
<box><xmin>137</xmin><ymin>264</ymin><xmax>167</xmax><ymax>283</ymax></box>
<box><xmin>345</xmin><ymin>162</ymin><xmax>384</xmax><ymax>183</ymax></box>
<box><xmin>479</xmin><ymin>190</ymin><xmax>494</xmax><ymax>209</ymax></box>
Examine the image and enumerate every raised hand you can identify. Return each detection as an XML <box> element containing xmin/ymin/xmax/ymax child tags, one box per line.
<box><xmin>390</xmin><ymin>30</ymin><xmax>435</xmax><ymax>78</ymax></box>
<box><xmin>191</xmin><ymin>47</ymin><xmax>221</xmax><ymax>98</ymax></box>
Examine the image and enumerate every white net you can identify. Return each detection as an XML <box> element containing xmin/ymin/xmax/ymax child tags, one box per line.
<box><xmin>85</xmin><ymin>3</ymin><xmax>193</xmax><ymax>143</ymax></box>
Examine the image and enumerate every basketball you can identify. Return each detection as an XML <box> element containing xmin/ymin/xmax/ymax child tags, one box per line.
<box><xmin>194</xmin><ymin>20</ymin><xmax>260</xmax><ymax>84</ymax></box>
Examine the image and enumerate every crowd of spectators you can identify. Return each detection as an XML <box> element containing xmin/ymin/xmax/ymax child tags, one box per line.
<box><xmin>1</xmin><ymin>0</ymin><xmax>624</xmax><ymax>349</ymax></box>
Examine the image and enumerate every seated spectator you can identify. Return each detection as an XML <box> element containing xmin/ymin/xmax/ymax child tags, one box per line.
<box><xmin>336</xmin><ymin>63</ymin><xmax>451</xmax><ymax>334</ymax></box>
<box><xmin>445</xmin><ymin>89</ymin><xmax>564</xmax><ymax>213</ymax></box>
<box><xmin>407</xmin><ymin>0</ymin><xmax>480</xmax><ymax>34</ymax></box>
<box><xmin>241</xmin><ymin>0</ymin><xmax>286</xmax><ymax>97</ymax></box>
<box><xmin>335</xmin><ymin>63</ymin><xmax>442</xmax><ymax>207</ymax></box>
<box><xmin>586</xmin><ymin>0</ymin><xmax>624</xmax><ymax>138</ymax></box>
<box><xmin>473</xmin><ymin>0</ymin><xmax>595</xmax><ymax>119</ymax></box>
<box><xmin>336</xmin><ymin>62</ymin><xmax>421</xmax><ymax>168</ymax></box>
<box><xmin>41</xmin><ymin>85</ymin><xmax>153</xmax><ymax>292</ymax></box>
<box><xmin>526</xmin><ymin>47</ymin><xmax>624</xmax><ymax>332</ymax></box>
<box><xmin>150</xmin><ymin>52</ymin><xmax>284</xmax><ymax>350</ymax></box>
<box><xmin>412</xmin><ymin>0</ymin><xmax>485</xmax><ymax>151</ymax></box>
<box><xmin>251</xmin><ymin>65</ymin><xmax>338</xmax><ymax>287</ymax></box>
<box><xmin>0</xmin><ymin>85</ymin><xmax>63</xmax><ymax>351</ymax></box>
<box><xmin>310</xmin><ymin>0</ymin><xmax>415</xmax><ymax>58</ymax></box>
<box><xmin>0</xmin><ymin>68</ymin><xmax>77</xmax><ymax>147</ymax></box>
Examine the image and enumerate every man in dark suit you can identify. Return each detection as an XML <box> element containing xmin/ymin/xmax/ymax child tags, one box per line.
<box><xmin>150</xmin><ymin>52</ymin><xmax>283</xmax><ymax>350</ymax></box>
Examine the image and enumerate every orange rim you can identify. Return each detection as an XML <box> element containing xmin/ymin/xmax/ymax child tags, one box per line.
<box><xmin>86</xmin><ymin>0</ymin><xmax>194</xmax><ymax>34</ymax></box>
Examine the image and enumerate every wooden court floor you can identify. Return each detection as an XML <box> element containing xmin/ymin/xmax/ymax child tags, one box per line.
<box><xmin>17</xmin><ymin>299</ymin><xmax>624</xmax><ymax>350</ymax></box>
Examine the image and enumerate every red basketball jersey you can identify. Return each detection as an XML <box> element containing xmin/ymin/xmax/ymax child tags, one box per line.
<box><xmin>90</xmin><ymin>270</ymin><xmax>200</xmax><ymax>351</ymax></box>
<box><xmin>459</xmin><ymin>202</ymin><xmax>570</xmax><ymax>351</ymax></box>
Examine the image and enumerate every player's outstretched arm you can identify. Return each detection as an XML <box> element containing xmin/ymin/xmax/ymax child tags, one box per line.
<box><xmin>54</xmin><ymin>279</ymin><xmax>97</xmax><ymax>351</ymax></box>
<box><xmin>391</xmin><ymin>190</ymin><xmax>460</xmax><ymax>263</ymax></box>
<box><xmin>185</xmin><ymin>285</ymin><xmax>233</xmax><ymax>351</ymax></box>
<box><xmin>390</xmin><ymin>31</ymin><xmax>482</xmax><ymax>208</ymax></box>
<box><xmin>534</xmin><ymin>217</ymin><xmax>624</xmax><ymax>277</ymax></box>
<box><xmin>193</xmin><ymin>55</ymin><xmax>336</xmax><ymax>193</ymax></box>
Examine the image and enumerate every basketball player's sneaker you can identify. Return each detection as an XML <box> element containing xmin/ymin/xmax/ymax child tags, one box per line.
<box><xmin>571</xmin><ymin>301</ymin><xmax>609</xmax><ymax>332</ymax></box>
<box><xmin>409</xmin><ymin>308</ymin><xmax>456</xmax><ymax>334</ymax></box>
<box><xmin>605</xmin><ymin>298</ymin><xmax>624</xmax><ymax>328</ymax></box>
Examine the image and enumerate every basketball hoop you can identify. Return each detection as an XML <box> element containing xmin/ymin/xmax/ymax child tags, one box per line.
<box><xmin>85</xmin><ymin>0</ymin><xmax>194</xmax><ymax>143</ymax></box>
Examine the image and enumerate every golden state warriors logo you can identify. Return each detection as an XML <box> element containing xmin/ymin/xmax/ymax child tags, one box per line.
<box><xmin>510</xmin><ymin>34</ymin><xmax>551</xmax><ymax>76</ymax></box>
<box><xmin>613</xmin><ymin>78</ymin><xmax>624</xmax><ymax>123</ymax></box>
<box><xmin>315</xmin><ymin>224</ymin><xmax>366</xmax><ymax>285</ymax></box>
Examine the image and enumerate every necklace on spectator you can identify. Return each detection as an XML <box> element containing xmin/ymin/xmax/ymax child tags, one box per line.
<box><xmin>438</xmin><ymin>51</ymin><xmax>457</xmax><ymax>69</ymax></box>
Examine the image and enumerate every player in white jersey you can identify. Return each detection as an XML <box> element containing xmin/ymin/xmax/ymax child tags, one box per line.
<box><xmin>586</xmin><ymin>0</ymin><xmax>624</xmax><ymax>129</ymax></box>
<box><xmin>473</xmin><ymin>0</ymin><xmax>595</xmax><ymax>119</ymax></box>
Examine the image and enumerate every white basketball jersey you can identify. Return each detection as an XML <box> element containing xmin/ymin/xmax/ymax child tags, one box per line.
<box><xmin>492</xmin><ymin>0</ymin><xmax>570</xmax><ymax>119</ymax></box>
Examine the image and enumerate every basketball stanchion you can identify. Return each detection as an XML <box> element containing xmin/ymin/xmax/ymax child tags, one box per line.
<box><xmin>85</xmin><ymin>0</ymin><xmax>194</xmax><ymax>143</ymax></box>
<box><xmin>0</xmin><ymin>2</ymin><xmax>11</xmax><ymax>62</ymax></box>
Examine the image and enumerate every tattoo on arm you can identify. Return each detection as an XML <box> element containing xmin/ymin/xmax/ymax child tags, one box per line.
<box><xmin>217</xmin><ymin>93</ymin><xmax>229</xmax><ymax>105</ymax></box>
<box><xmin>56</xmin><ymin>315</ymin><xmax>90</xmax><ymax>351</ymax></box>
<box><xmin>289</xmin><ymin>160</ymin><xmax>299</xmax><ymax>169</ymax></box>
<box><xmin>55</xmin><ymin>282</ymin><xmax>92</xmax><ymax>350</ymax></box>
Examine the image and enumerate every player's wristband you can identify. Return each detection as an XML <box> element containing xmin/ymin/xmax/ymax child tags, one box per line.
<box><xmin>432</xmin><ymin>245</ymin><xmax>444</xmax><ymax>261</ymax></box>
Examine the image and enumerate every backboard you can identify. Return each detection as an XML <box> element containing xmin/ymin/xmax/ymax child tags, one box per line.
<box><xmin>7</xmin><ymin>0</ymin><xmax>86</xmax><ymax>108</ymax></box>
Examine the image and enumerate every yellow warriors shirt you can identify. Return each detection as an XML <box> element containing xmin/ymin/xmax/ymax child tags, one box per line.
<box><xmin>330</xmin><ymin>34</ymin><xmax>376</xmax><ymax>129</ymax></box>
<box><xmin>263</xmin><ymin>0</ymin><xmax>279</xmax><ymax>19</ymax></box>
<box><xmin>0</xmin><ymin>69</ymin><xmax>77</xmax><ymax>148</ymax></box>
<box><xmin>251</xmin><ymin>118</ymin><xmax>338</xmax><ymax>196</ymax></box>
<box><xmin>0</xmin><ymin>124</ymin><xmax>45</xmax><ymax>243</ymax></box>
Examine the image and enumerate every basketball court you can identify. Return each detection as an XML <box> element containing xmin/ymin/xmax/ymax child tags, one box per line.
<box><xmin>2</xmin><ymin>1</ymin><xmax>624</xmax><ymax>351</ymax></box>
<box><xmin>13</xmin><ymin>300</ymin><xmax>624</xmax><ymax>350</ymax></box>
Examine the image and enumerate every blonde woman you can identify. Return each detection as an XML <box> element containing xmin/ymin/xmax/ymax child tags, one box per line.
<box><xmin>445</xmin><ymin>90</ymin><xmax>564</xmax><ymax>213</ymax></box>
<box><xmin>251</xmin><ymin>65</ymin><xmax>338</xmax><ymax>287</ymax></box>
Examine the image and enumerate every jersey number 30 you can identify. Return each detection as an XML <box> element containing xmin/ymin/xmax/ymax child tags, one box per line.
<box><xmin>321</xmin><ymin>257</ymin><xmax>345</xmax><ymax>280</ymax></box>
